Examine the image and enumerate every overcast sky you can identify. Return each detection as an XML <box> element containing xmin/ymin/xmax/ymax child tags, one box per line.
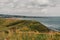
<box><xmin>0</xmin><ymin>0</ymin><xmax>60</xmax><ymax>16</ymax></box>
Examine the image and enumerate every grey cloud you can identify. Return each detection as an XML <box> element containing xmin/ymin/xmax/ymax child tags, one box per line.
<box><xmin>0</xmin><ymin>0</ymin><xmax>54</xmax><ymax>8</ymax></box>
<box><xmin>0</xmin><ymin>0</ymin><xmax>57</xmax><ymax>16</ymax></box>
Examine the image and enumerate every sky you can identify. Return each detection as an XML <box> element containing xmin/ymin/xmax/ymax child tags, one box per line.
<box><xmin>0</xmin><ymin>0</ymin><xmax>60</xmax><ymax>16</ymax></box>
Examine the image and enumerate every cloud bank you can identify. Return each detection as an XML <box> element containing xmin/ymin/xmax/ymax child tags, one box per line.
<box><xmin>0</xmin><ymin>0</ymin><xmax>56</xmax><ymax>16</ymax></box>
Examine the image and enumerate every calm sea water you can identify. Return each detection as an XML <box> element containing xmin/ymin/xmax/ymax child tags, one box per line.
<box><xmin>19</xmin><ymin>17</ymin><xmax>60</xmax><ymax>31</ymax></box>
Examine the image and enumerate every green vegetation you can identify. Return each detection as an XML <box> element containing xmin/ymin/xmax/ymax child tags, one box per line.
<box><xmin>0</xmin><ymin>18</ymin><xmax>49</xmax><ymax>32</ymax></box>
<box><xmin>0</xmin><ymin>18</ymin><xmax>60</xmax><ymax>40</ymax></box>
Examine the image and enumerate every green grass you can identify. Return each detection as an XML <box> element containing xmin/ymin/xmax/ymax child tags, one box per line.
<box><xmin>0</xmin><ymin>18</ymin><xmax>49</xmax><ymax>32</ymax></box>
<box><xmin>0</xmin><ymin>18</ymin><xmax>60</xmax><ymax>40</ymax></box>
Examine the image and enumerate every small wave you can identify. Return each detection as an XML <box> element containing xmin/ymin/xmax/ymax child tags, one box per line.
<box><xmin>40</xmin><ymin>22</ymin><xmax>60</xmax><ymax>31</ymax></box>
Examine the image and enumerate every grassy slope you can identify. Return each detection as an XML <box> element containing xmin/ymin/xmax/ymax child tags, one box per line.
<box><xmin>0</xmin><ymin>18</ymin><xmax>49</xmax><ymax>32</ymax></box>
<box><xmin>0</xmin><ymin>18</ymin><xmax>60</xmax><ymax>40</ymax></box>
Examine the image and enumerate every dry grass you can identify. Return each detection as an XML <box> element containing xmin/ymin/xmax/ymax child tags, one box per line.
<box><xmin>0</xmin><ymin>30</ymin><xmax>60</xmax><ymax>40</ymax></box>
<box><xmin>0</xmin><ymin>18</ymin><xmax>60</xmax><ymax>40</ymax></box>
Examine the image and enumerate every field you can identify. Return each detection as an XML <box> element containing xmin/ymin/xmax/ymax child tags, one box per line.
<box><xmin>0</xmin><ymin>18</ymin><xmax>60</xmax><ymax>40</ymax></box>
<box><xmin>0</xmin><ymin>31</ymin><xmax>60</xmax><ymax>40</ymax></box>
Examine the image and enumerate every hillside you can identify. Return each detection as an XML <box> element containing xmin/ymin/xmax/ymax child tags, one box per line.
<box><xmin>0</xmin><ymin>18</ymin><xmax>50</xmax><ymax>32</ymax></box>
<box><xmin>1</xmin><ymin>18</ymin><xmax>60</xmax><ymax>40</ymax></box>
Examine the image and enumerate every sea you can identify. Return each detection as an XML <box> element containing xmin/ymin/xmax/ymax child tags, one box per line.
<box><xmin>19</xmin><ymin>17</ymin><xmax>60</xmax><ymax>31</ymax></box>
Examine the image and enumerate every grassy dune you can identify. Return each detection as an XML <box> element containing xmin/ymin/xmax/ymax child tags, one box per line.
<box><xmin>0</xmin><ymin>18</ymin><xmax>60</xmax><ymax>40</ymax></box>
